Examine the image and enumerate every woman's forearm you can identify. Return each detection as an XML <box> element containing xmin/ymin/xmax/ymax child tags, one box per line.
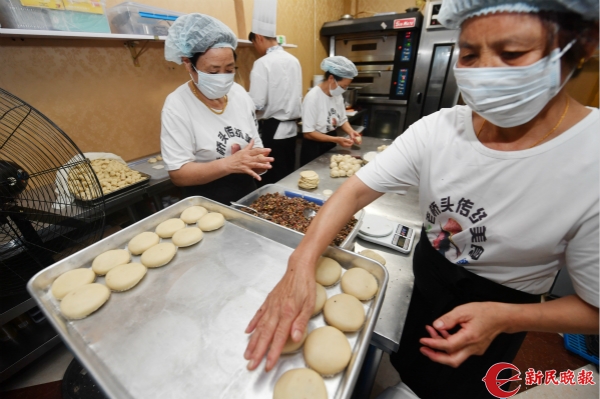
<box><xmin>168</xmin><ymin>159</ymin><xmax>230</xmax><ymax>186</ymax></box>
<box><xmin>304</xmin><ymin>131</ymin><xmax>338</xmax><ymax>143</ymax></box>
<box><xmin>503</xmin><ymin>294</ymin><xmax>599</xmax><ymax>334</ymax></box>
<box><xmin>339</xmin><ymin>121</ymin><xmax>353</xmax><ymax>134</ymax></box>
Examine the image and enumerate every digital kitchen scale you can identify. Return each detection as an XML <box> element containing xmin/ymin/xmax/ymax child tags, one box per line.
<box><xmin>358</xmin><ymin>213</ymin><xmax>415</xmax><ymax>253</ymax></box>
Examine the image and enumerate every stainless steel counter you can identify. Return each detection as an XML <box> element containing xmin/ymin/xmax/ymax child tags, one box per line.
<box><xmin>276</xmin><ymin>137</ymin><xmax>422</xmax><ymax>353</ymax></box>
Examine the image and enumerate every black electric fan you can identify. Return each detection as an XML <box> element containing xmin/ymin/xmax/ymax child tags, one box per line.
<box><xmin>0</xmin><ymin>88</ymin><xmax>106</xmax><ymax>313</ymax></box>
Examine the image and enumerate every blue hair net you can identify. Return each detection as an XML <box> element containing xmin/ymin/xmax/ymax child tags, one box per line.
<box><xmin>438</xmin><ymin>0</ymin><xmax>599</xmax><ymax>29</ymax></box>
<box><xmin>320</xmin><ymin>56</ymin><xmax>358</xmax><ymax>79</ymax></box>
<box><xmin>165</xmin><ymin>13</ymin><xmax>238</xmax><ymax>64</ymax></box>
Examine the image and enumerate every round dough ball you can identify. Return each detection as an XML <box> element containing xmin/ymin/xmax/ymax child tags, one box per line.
<box><xmin>273</xmin><ymin>368</ymin><xmax>327</xmax><ymax>399</ymax></box>
<box><xmin>322</xmin><ymin>189</ymin><xmax>333</xmax><ymax>198</ymax></box>
<box><xmin>281</xmin><ymin>330</ymin><xmax>308</xmax><ymax>354</ymax></box>
<box><xmin>359</xmin><ymin>249</ymin><xmax>386</xmax><ymax>266</ymax></box>
<box><xmin>355</xmin><ymin>136</ymin><xmax>363</xmax><ymax>145</ymax></box>
<box><xmin>341</xmin><ymin>267</ymin><xmax>378</xmax><ymax>301</ymax></box>
<box><xmin>352</xmin><ymin>164</ymin><xmax>361</xmax><ymax>172</ymax></box>
<box><xmin>92</xmin><ymin>249</ymin><xmax>131</xmax><ymax>276</ymax></box>
<box><xmin>304</xmin><ymin>326</ymin><xmax>351</xmax><ymax>376</ymax></box>
<box><xmin>155</xmin><ymin>218</ymin><xmax>186</xmax><ymax>238</ymax></box>
<box><xmin>197</xmin><ymin>212</ymin><xmax>225</xmax><ymax>231</ymax></box>
<box><xmin>312</xmin><ymin>283</ymin><xmax>327</xmax><ymax>317</ymax></box>
<box><xmin>329</xmin><ymin>162</ymin><xmax>337</xmax><ymax>169</ymax></box>
<box><xmin>338</xmin><ymin>170</ymin><xmax>347</xmax><ymax>177</ymax></box>
<box><xmin>156</xmin><ymin>155</ymin><xmax>163</xmax><ymax>161</ymax></box>
<box><xmin>140</xmin><ymin>243</ymin><xmax>177</xmax><ymax>268</ymax></box>
<box><xmin>323</xmin><ymin>293</ymin><xmax>365</xmax><ymax>332</ymax></box>
<box><xmin>60</xmin><ymin>283</ymin><xmax>110</xmax><ymax>320</ymax></box>
<box><xmin>180</xmin><ymin>206</ymin><xmax>208</xmax><ymax>224</ymax></box>
<box><xmin>172</xmin><ymin>227</ymin><xmax>204</xmax><ymax>247</ymax></box>
<box><xmin>347</xmin><ymin>170</ymin><xmax>355</xmax><ymax>177</ymax></box>
<box><xmin>330</xmin><ymin>170</ymin><xmax>340</xmax><ymax>178</ymax></box>
<box><xmin>51</xmin><ymin>268</ymin><xmax>96</xmax><ymax>300</ymax></box>
<box><xmin>315</xmin><ymin>257</ymin><xmax>342</xmax><ymax>286</ymax></box>
<box><xmin>128</xmin><ymin>232</ymin><xmax>160</xmax><ymax>255</ymax></box>
<box><xmin>105</xmin><ymin>263</ymin><xmax>147</xmax><ymax>292</ymax></box>
<box><xmin>147</xmin><ymin>157</ymin><xmax>157</xmax><ymax>163</ymax></box>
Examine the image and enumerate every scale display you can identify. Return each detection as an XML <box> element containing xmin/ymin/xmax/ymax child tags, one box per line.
<box><xmin>358</xmin><ymin>214</ymin><xmax>416</xmax><ymax>254</ymax></box>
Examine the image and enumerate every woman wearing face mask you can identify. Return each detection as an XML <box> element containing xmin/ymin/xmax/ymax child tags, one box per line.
<box><xmin>244</xmin><ymin>1</ymin><xmax>599</xmax><ymax>398</ymax></box>
<box><xmin>161</xmin><ymin>14</ymin><xmax>273</xmax><ymax>205</ymax></box>
<box><xmin>299</xmin><ymin>56</ymin><xmax>361</xmax><ymax>166</ymax></box>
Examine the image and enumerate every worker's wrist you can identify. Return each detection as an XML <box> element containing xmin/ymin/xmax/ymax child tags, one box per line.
<box><xmin>496</xmin><ymin>302</ymin><xmax>524</xmax><ymax>334</ymax></box>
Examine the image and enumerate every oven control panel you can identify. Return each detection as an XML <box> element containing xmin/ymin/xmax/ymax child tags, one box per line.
<box><xmin>390</xmin><ymin>29</ymin><xmax>419</xmax><ymax>100</ymax></box>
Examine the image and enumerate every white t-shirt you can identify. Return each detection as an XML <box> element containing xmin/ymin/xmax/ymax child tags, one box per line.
<box><xmin>161</xmin><ymin>82</ymin><xmax>263</xmax><ymax>171</ymax></box>
<box><xmin>356</xmin><ymin>105</ymin><xmax>599</xmax><ymax>307</ymax></box>
<box><xmin>302</xmin><ymin>85</ymin><xmax>348</xmax><ymax>134</ymax></box>
<box><xmin>249</xmin><ymin>46</ymin><xmax>302</xmax><ymax>140</ymax></box>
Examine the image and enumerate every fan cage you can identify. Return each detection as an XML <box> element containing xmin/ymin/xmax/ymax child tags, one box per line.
<box><xmin>0</xmin><ymin>88</ymin><xmax>105</xmax><ymax>302</ymax></box>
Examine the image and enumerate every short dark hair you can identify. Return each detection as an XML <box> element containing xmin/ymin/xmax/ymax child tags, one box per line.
<box><xmin>538</xmin><ymin>11</ymin><xmax>597</xmax><ymax>78</ymax></box>
<box><xmin>324</xmin><ymin>71</ymin><xmax>343</xmax><ymax>81</ymax></box>
<box><xmin>190</xmin><ymin>48</ymin><xmax>237</xmax><ymax>68</ymax></box>
<box><xmin>248</xmin><ymin>32</ymin><xmax>277</xmax><ymax>42</ymax></box>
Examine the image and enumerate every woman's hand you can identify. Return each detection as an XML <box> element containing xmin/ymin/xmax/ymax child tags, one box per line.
<box><xmin>419</xmin><ymin>302</ymin><xmax>509</xmax><ymax>368</ymax></box>
<box><xmin>336</xmin><ymin>136</ymin><xmax>354</xmax><ymax>148</ymax></box>
<box><xmin>227</xmin><ymin>139</ymin><xmax>273</xmax><ymax>180</ymax></box>
<box><xmin>244</xmin><ymin>254</ymin><xmax>316</xmax><ymax>372</ymax></box>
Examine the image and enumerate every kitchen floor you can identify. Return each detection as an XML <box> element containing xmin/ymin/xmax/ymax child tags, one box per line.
<box><xmin>1</xmin><ymin>331</ymin><xmax>597</xmax><ymax>398</ymax></box>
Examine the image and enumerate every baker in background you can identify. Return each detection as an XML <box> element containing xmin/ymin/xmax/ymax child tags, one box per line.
<box><xmin>248</xmin><ymin>0</ymin><xmax>303</xmax><ymax>185</ymax></box>
<box><xmin>161</xmin><ymin>14</ymin><xmax>273</xmax><ymax>205</ymax></box>
<box><xmin>300</xmin><ymin>56</ymin><xmax>361</xmax><ymax>166</ymax></box>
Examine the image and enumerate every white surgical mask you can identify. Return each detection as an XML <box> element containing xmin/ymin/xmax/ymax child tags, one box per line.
<box><xmin>453</xmin><ymin>40</ymin><xmax>575</xmax><ymax>128</ymax></box>
<box><xmin>191</xmin><ymin>65</ymin><xmax>235</xmax><ymax>100</ymax></box>
<box><xmin>330</xmin><ymin>80</ymin><xmax>346</xmax><ymax>97</ymax></box>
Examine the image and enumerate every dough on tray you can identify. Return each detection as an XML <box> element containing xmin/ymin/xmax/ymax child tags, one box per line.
<box><xmin>128</xmin><ymin>232</ymin><xmax>160</xmax><ymax>255</ymax></box>
<box><xmin>171</xmin><ymin>227</ymin><xmax>204</xmax><ymax>247</ymax></box>
<box><xmin>60</xmin><ymin>283</ymin><xmax>110</xmax><ymax>320</ymax></box>
<box><xmin>273</xmin><ymin>368</ymin><xmax>327</xmax><ymax>399</ymax></box>
<box><xmin>51</xmin><ymin>268</ymin><xmax>96</xmax><ymax>300</ymax></box>
<box><xmin>312</xmin><ymin>283</ymin><xmax>327</xmax><ymax>317</ymax></box>
<box><xmin>341</xmin><ymin>267</ymin><xmax>378</xmax><ymax>301</ymax></box>
<box><xmin>180</xmin><ymin>206</ymin><xmax>208</xmax><ymax>224</ymax></box>
<box><xmin>281</xmin><ymin>330</ymin><xmax>308</xmax><ymax>354</ymax></box>
<box><xmin>105</xmin><ymin>263</ymin><xmax>147</xmax><ymax>292</ymax></box>
<box><xmin>359</xmin><ymin>249</ymin><xmax>386</xmax><ymax>265</ymax></box>
<box><xmin>92</xmin><ymin>249</ymin><xmax>131</xmax><ymax>276</ymax></box>
<box><xmin>140</xmin><ymin>243</ymin><xmax>177</xmax><ymax>268</ymax></box>
<box><xmin>323</xmin><ymin>293</ymin><xmax>365</xmax><ymax>332</ymax></box>
<box><xmin>155</xmin><ymin>218</ymin><xmax>186</xmax><ymax>238</ymax></box>
<box><xmin>304</xmin><ymin>326</ymin><xmax>351</xmax><ymax>376</ymax></box>
<box><xmin>197</xmin><ymin>212</ymin><xmax>225</xmax><ymax>231</ymax></box>
<box><xmin>315</xmin><ymin>257</ymin><xmax>342</xmax><ymax>286</ymax></box>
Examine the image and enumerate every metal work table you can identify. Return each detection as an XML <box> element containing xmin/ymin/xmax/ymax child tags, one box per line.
<box><xmin>276</xmin><ymin>137</ymin><xmax>422</xmax><ymax>354</ymax></box>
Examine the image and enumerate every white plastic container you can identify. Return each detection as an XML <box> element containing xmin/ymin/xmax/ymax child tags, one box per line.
<box><xmin>107</xmin><ymin>2</ymin><xmax>183</xmax><ymax>36</ymax></box>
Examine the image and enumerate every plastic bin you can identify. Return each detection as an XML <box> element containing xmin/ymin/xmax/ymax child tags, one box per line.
<box><xmin>106</xmin><ymin>2</ymin><xmax>183</xmax><ymax>36</ymax></box>
<box><xmin>564</xmin><ymin>334</ymin><xmax>599</xmax><ymax>365</ymax></box>
<box><xmin>0</xmin><ymin>0</ymin><xmax>110</xmax><ymax>33</ymax></box>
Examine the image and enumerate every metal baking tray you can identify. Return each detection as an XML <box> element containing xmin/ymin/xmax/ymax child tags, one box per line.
<box><xmin>73</xmin><ymin>170</ymin><xmax>151</xmax><ymax>204</ymax></box>
<box><xmin>236</xmin><ymin>184</ymin><xmax>364</xmax><ymax>250</ymax></box>
<box><xmin>27</xmin><ymin>196</ymin><xmax>388</xmax><ymax>399</ymax></box>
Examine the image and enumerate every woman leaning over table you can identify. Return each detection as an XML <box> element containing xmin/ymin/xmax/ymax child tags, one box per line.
<box><xmin>244</xmin><ymin>0</ymin><xmax>600</xmax><ymax>398</ymax></box>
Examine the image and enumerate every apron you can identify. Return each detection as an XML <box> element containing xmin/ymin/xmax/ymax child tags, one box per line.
<box><xmin>390</xmin><ymin>228</ymin><xmax>541</xmax><ymax>399</ymax></box>
<box><xmin>258</xmin><ymin>118</ymin><xmax>297</xmax><ymax>186</ymax></box>
<box><xmin>182</xmin><ymin>173</ymin><xmax>256</xmax><ymax>205</ymax></box>
<box><xmin>300</xmin><ymin>130</ymin><xmax>337</xmax><ymax>167</ymax></box>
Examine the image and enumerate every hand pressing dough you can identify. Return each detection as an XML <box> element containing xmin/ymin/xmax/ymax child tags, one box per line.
<box><xmin>92</xmin><ymin>249</ymin><xmax>131</xmax><ymax>276</ymax></box>
<box><xmin>312</xmin><ymin>283</ymin><xmax>327</xmax><ymax>317</ymax></box>
<box><xmin>51</xmin><ymin>268</ymin><xmax>96</xmax><ymax>300</ymax></box>
<box><xmin>197</xmin><ymin>212</ymin><xmax>225</xmax><ymax>231</ymax></box>
<box><xmin>304</xmin><ymin>326</ymin><xmax>351</xmax><ymax>376</ymax></box>
<box><xmin>60</xmin><ymin>283</ymin><xmax>110</xmax><ymax>320</ymax></box>
<box><xmin>281</xmin><ymin>330</ymin><xmax>308</xmax><ymax>354</ymax></box>
<box><xmin>140</xmin><ymin>243</ymin><xmax>177</xmax><ymax>268</ymax></box>
<box><xmin>172</xmin><ymin>227</ymin><xmax>203</xmax><ymax>247</ymax></box>
<box><xmin>128</xmin><ymin>232</ymin><xmax>160</xmax><ymax>255</ymax></box>
<box><xmin>341</xmin><ymin>267</ymin><xmax>378</xmax><ymax>301</ymax></box>
<box><xmin>105</xmin><ymin>263</ymin><xmax>147</xmax><ymax>292</ymax></box>
<box><xmin>180</xmin><ymin>206</ymin><xmax>208</xmax><ymax>224</ymax></box>
<box><xmin>323</xmin><ymin>293</ymin><xmax>365</xmax><ymax>332</ymax></box>
<box><xmin>359</xmin><ymin>249</ymin><xmax>386</xmax><ymax>266</ymax></box>
<box><xmin>155</xmin><ymin>218</ymin><xmax>186</xmax><ymax>238</ymax></box>
<box><xmin>273</xmin><ymin>368</ymin><xmax>327</xmax><ymax>399</ymax></box>
<box><xmin>315</xmin><ymin>257</ymin><xmax>342</xmax><ymax>287</ymax></box>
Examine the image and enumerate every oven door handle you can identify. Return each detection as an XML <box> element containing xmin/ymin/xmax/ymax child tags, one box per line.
<box><xmin>357</xmin><ymin>71</ymin><xmax>383</xmax><ymax>77</ymax></box>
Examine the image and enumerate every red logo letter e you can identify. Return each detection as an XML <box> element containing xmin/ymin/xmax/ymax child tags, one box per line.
<box><xmin>482</xmin><ymin>362</ymin><xmax>522</xmax><ymax>398</ymax></box>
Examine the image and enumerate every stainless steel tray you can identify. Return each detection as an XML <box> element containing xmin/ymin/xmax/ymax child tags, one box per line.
<box><xmin>27</xmin><ymin>197</ymin><xmax>388</xmax><ymax>399</ymax></box>
<box><xmin>236</xmin><ymin>184</ymin><xmax>364</xmax><ymax>250</ymax></box>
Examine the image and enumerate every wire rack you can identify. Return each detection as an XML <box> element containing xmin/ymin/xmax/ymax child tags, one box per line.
<box><xmin>0</xmin><ymin>88</ymin><xmax>105</xmax><ymax>301</ymax></box>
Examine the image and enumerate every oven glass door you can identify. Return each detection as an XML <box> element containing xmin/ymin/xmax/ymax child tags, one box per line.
<box><xmin>367</xmin><ymin>105</ymin><xmax>407</xmax><ymax>139</ymax></box>
<box><xmin>335</xmin><ymin>34</ymin><xmax>398</xmax><ymax>63</ymax></box>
